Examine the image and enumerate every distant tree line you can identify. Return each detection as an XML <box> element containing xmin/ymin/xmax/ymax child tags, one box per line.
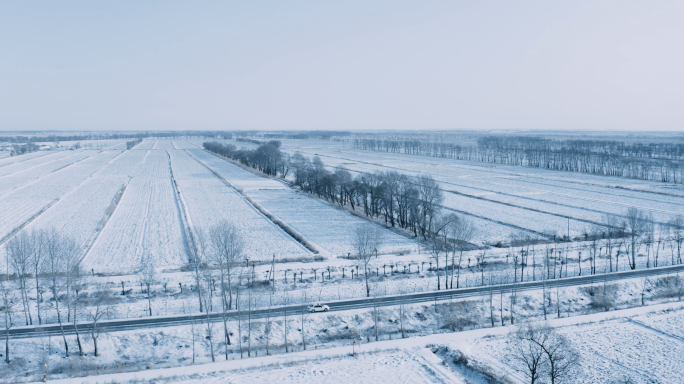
<box><xmin>0</xmin><ymin>131</ymin><xmax>235</xmax><ymax>144</ymax></box>
<box><xmin>354</xmin><ymin>136</ymin><xmax>684</xmax><ymax>184</ymax></box>
<box><xmin>9</xmin><ymin>143</ymin><xmax>40</xmax><ymax>156</ymax></box>
<box><xmin>204</xmin><ymin>141</ymin><xmax>289</xmax><ymax>177</ymax></box>
<box><xmin>126</xmin><ymin>138</ymin><xmax>143</xmax><ymax>149</ymax></box>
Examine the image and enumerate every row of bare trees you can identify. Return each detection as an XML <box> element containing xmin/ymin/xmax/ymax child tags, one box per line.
<box><xmin>204</xmin><ymin>141</ymin><xmax>448</xmax><ymax>240</ymax></box>
<box><xmin>354</xmin><ymin>135</ymin><xmax>684</xmax><ymax>184</ymax></box>
<box><xmin>2</xmin><ymin>229</ymin><xmax>110</xmax><ymax>363</ymax></box>
<box><xmin>204</xmin><ymin>141</ymin><xmax>289</xmax><ymax>177</ymax></box>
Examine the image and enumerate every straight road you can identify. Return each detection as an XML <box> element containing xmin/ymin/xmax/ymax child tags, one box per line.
<box><xmin>8</xmin><ymin>263</ymin><xmax>684</xmax><ymax>339</ymax></box>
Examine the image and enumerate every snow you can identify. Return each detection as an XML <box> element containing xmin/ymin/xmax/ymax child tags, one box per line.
<box><xmin>168</xmin><ymin>149</ymin><xmax>311</xmax><ymax>262</ymax></box>
<box><xmin>259</xmin><ymin>139</ymin><xmax>684</xmax><ymax>243</ymax></box>
<box><xmin>83</xmin><ymin>150</ymin><xmax>186</xmax><ymax>273</ymax></box>
<box><xmin>0</xmin><ymin>150</ymin><xmax>123</xmax><ymax>251</ymax></box>
<box><xmin>186</xmin><ymin>147</ymin><xmax>416</xmax><ymax>257</ymax></box>
<box><xmin>0</xmin><ymin>150</ymin><xmax>137</xmax><ymax>272</ymax></box>
<box><xmin>24</xmin><ymin>300</ymin><xmax>684</xmax><ymax>384</ymax></box>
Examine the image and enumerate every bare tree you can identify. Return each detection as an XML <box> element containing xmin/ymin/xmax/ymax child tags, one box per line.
<box><xmin>31</xmin><ymin>230</ymin><xmax>47</xmax><ymax>325</ymax></box>
<box><xmin>654</xmin><ymin>224</ymin><xmax>665</xmax><ymax>267</ymax></box>
<box><xmin>625</xmin><ymin>208</ymin><xmax>649</xmax><ymax>270</ymax></box>
<box><xmin>642</xmin><ymin>221</ymin><xmax>655</xmax><ymax>268</ymax></box>
<box><xmin>508</xmin><ymin>324</ymin><xmax>547</xmax><ymax>384</ymax></box>
<box><xmin>417</xmin><ymin>175</ymin><xmax>443</xmax><ymax>239</ymax></box>
<box><xmin>70</xmin><ymin>267</ymin><xmax>85</xmax><ymax>357</ymax></box>
<box><xmin>521</xmin><ymin>323</ymin><xmax>581</xmax><ymax>384</ymax></box>
<box><xmin>670</xmin><ymin>216</ymin><xmax>684</xmax><ymax>264</ymax></box>
<box><xmin>88</xmin><ymin>283</ymin><xmax>111</xmax><ymax>357</ymax></box>
<box><xmin>353</xmin><ymin>225</ymin><xmax>381</xmax><ymax>297</ymax></box>
<box><xmin>7</xmin><ymin>231</ymin><xmax>33</xmax><ymax>325</ymax></box>
<box><xmin>639</xmin><ymin>277</ymin><xmax>650</xmax><ymax>306</ymax></box>
<box><xmin>426</xmin><ymin>239</ymin><xmax>445</xmax><ymax>290</ymax></box>
<box><xmin>446</xmin><ymin>216</ymin><xmax>474</xmax><ymax>288</ymax></box>
<box><xmin>139</xmin><ymin>254</ymin><xmax>157</xmax><ymax>316</ymax></box>
<box><xmin>44</xmin><ymin>231</ymin><xmax>78</xmax><ymax>357</ymax></box>
<box><xmin>188</xmin><ymin>228</ymin><xmax>208</xmax><ymax>312</ymax></box>
<box><xmin>510</xmin><ymin>287</ymin><xmax>517</xmax><ymax>325</ymax></box>
<box><xmin>209</xmin><ymin>221</ymin><xmax>244</xmax><ymax>359</ymax></box>
<box><xmin>475</xmin><ymin>251</ymin><xmax>487</xmax><ymax>286</ymax></box>
<box><xmin>209</xmin><ymin>221</ymin><xmax>244</xmax><ymax>310</ymax></box>
<box><xmin>0</xmin><ymin>279</ymin><xmax>17</xmax><ymax>364</ymax></box>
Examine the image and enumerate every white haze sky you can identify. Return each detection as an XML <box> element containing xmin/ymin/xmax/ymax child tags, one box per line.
<box><xmin>1</xmin><ymin>1</ymin><xmax>682</xmax><ymax>132</ymax></box>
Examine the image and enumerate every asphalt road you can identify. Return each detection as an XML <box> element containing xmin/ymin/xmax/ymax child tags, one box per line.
<box><xmin>8</xmin><ymin>264</ymin><xmax>684</xmax><ymax>339</ymax></box>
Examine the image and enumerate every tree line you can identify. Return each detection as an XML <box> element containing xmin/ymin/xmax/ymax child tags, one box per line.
<box><xmin>353</xmin><ymin>135</ymin><xmax>684</xmax><ymax>184</ymax></box>
<box><xmin>204</xmin><ymin>141</ymin><xmax>462</xmax><ymax>241</ymax></box>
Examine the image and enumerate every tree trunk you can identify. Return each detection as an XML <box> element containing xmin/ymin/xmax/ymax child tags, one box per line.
<box><xmin>4</xmin><ymin>326</ymin><xmax>8</xmax><ymax>364</ymax></box>
<box><xmin>34</xmin><ymin>274</ymin><xmax>41</xmax><ymax>325</ymax></box>
<box><xmin>147</xmin><ymin>283</ymin><xmax>153</xmax><ymax>316</ymax></box>
<box><xmin>54</xmin><ymin>297</ymin><xmax>69</xmax><ymax>357</ymax></box>
<box><xmin>73</xmin><ymin>304</ymin><xmax>83</xmax><ymax>356</ymax></box>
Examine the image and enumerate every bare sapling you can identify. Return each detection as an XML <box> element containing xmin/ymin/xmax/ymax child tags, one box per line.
<box><xmin>426</xmin><ymin>239</ymin><xmax>444</xmax><ymax>290</ymax></box>
<box><xmin>670</xmin><ymin>217</ymin><xmax>684</xmax><ymax>264</ymax></box>
<box><xmin>0</xmin><ymin>279</ymin><xmax>17</xmax><ymax>364</ymax></box>
<box><xmin>354</xmin><ymin>225</ymin><xmax>383</xmax><ymax>297</ymax></box>
<box><xmin>626</xmin><ymin>208</ymin><xmax>649</xmax><ymax>270</ymax></box>
<box><xmin>139</xmin><ymin>254</ymin><xmax>157</xmax><ymax>316</ymax></box>
<box><xmin>88</xmin><ymin>283</ymin><xmax>111</xmax><ymax>357</ymax></box>
<box><xmin>7</xmin><ymin>231</ymin><xmax>33</xmax><ymax>325</ymax></box>
<box><xmin>188</xmin><ymin>228</ymin><xmax>208</xmax><ymax>312</ymax></box>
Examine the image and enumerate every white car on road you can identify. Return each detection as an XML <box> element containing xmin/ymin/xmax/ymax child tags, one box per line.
<box><xmin>309</xmin><ymin>303</ymin><xmax>330</xmax><ymax>313</ymax></box>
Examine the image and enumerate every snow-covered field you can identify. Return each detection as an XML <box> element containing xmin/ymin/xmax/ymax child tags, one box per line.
<box><xmin>168</xmin><ymin>148</ymin><xmax>311</xmax><ymax>262</ymax></box>
<box><xmin>0</xmin><ymin>150</ymin><xmax>123</xmax><ymax>252</ymax></box>
<box><xmin>238</xmin><ymin>139</ymin><xmax>684</xmax><ymax>243</ymax></box>
<box><xmin>186</xmin><ymin>146</ymin><xmax>416</xmax><ymax>256</ymax></box>
<box><xmin>467</xmin><ymin>306</ymin><xmax>684</xmax><ymax>383</ymax></box>
<box><xmin>83</xmin><ymin>150</ymin><xmax>187</xmax><ymax>273</ymax></box>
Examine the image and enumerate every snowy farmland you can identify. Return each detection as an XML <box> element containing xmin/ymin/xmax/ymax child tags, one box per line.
<box><xmin>2</xmin><ymin>136</ymin><xmax>684</xmax><ymax>383</ymax></box>
<box><xmin>245</xmin><ymin>138</ymin><xmax>684</xmax><ymax>244</ymax></box>
<box><xmin>186</xmin><ymin>146</ymin><xmax>416</xmax><ymax>256</ymax></box>
<box><xmin>0</xmin><ymin>139</ymin><xmax>423</xmax><ymax>274</ymax></box>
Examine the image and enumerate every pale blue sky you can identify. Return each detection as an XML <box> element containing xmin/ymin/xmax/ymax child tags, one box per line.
<box><xmin>1</xmin><ymin>1</ymin><xmax>682</xmax><ymax>131</ymax></box>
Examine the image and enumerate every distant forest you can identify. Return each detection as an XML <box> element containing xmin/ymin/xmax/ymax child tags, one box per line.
<box><xmin>354</xmin><ymin>135</ymin><xmax>684</xmax><ymax>184</ymax></box>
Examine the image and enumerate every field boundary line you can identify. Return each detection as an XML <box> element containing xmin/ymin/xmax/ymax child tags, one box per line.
<box><xmin>627</xmin><ymin>318</ymin><xmax>684</xmax><ymax>343</ymax></box>
<box><xmin>0</xmin><ymin>150</ymin><xmax>126</xmax><ymax>248</ymax></box>
<box><xmin>0</xmin><ymin>151</ymin><xmax>95</xmax><ymax>200</ymax></box>
<box><xmin>77</xmin><ymin>181</ymin><xmax>130</xmax><ymax>266</ymax></box>
<box><xmin>166</xmin><ymin>150</ymin><xmax>196</xmax><ymax>262</ymax></box>
<box><xmin>184</xmin><ymin>149</ymin><xmax>321</xmax><ymax>255</ymax></box>
<box><xmin>0</xmin><ymin>151</ymin><xmax>53</xmax><ymax>170</ymax></box>
<box><xmin>0</xmin><ymin>150</ymin><xmax>83</xmax><ymax>180</ymax></box>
